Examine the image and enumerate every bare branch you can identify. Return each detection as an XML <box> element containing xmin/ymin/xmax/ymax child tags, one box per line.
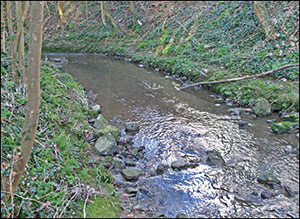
<box><xmin>179</xmin><ymin>63</ymin><xmax>299</xmax><ymax>90</ymax></box>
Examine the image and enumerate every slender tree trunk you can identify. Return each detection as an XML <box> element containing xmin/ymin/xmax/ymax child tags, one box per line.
<box><xmin>3</xmin><ymin>1</ymin><xmax>44</xmax><ymax>199</ymax></box>
<box><xmin>12</xmin><ymin>1</ymin><xmax>29</xmax><ymax>85</ymax></box>
<box><xmin>129</xmin><ymin>1</ymin><xmax>136</xmax><ymax>23</ymax></box>
<box><xmin>85</xmin><ymin>1</ymin><xmax>88</xmax><ymax>20</ymax></box>
<box><xmin>58</xmin><ymin>1</ymin><xmax>67</xmax><ymax>23</ymax></box>
<box><xmin>6</xmin><ymin>1</ymin><xmax>13</xmax><ymax>55</ymax></box>
<box><xmin>100</xmin><ymin>1</ymin><xmax>106</xmax><ymax>25</ymax></box>
<box><xmin>1</xmin><ymin>1</ymin><xmax>5</xmax><ymax>52</ymax></box>
<box><xmin>16</xmin><ymin>1</ymin><xmax>29</xmax><ymax>85</ymax></box>
<box><xmin>65</xmin><ymin>2</ymin><xmax>74</xmax><ymax>17</ymax></box>
<box><xmin>104</xmin><ymin>1</ymin><xmax>120</xmax><ymax>33</ymax></box>
<box><xmin>253</xmin><ymin>1</ymin><xmax>275</xmax><ymax>40</ymax></box>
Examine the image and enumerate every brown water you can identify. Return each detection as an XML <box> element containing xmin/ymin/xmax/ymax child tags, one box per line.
<box><xmin>44</xmin><ymin>53</ymin><xmax>299</xmax><ymax>218</ymax></box>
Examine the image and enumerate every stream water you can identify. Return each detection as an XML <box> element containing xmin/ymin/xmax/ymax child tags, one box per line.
<box><xmin>44</xmin><ymin>53</ymin><xmax>299</xmax><ymax>218</ymax></box>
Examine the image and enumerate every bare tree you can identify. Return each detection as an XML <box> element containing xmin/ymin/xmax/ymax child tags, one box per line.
<box><xmin>2</xmin><ymin>1</ymin><xmax>44</xmax><ymax>199</ymax></box>
<box><xmin>1</xmin><ymin>1</ymin><xmax>5</xmax><ymax>52</ymax></box>
<box><xmin>129</xmin><ymin>1</ymin><xmax>136</xmax><ymax>23</ymax></box>
<box><xmin>85</xmin><ymin>1</ymin><xmax>89</xmax><ymax>20</ymax></box>
<box><xmin>6</xmin><ymin>1</ymin><xmax>13</xmax><ymax>54</ymax></box>
<box><xmin>100</xmin><ymin>1</ymin><xmax>106</xmax><ymax>25</ymax></box>
<box><xmin>253</xmin><ymin>1</ymin><xmax>275</xmax><ymax>40</ymax></box>
<box><xmin>103</xmin><ymin>1</ymin><xmax>120</xmax><ymax>32</ymax></box>
<box><xmin>15</xmin><ymin>1</ymin><xmax>29</xmax><ymax>85</ymax></box>
<box><xmin>58</xmin><ymin>1</ymin><xmax>67</xmax><ymax>23</ymax></box>
<box><xmin>99</xmin><ymin>1</ymin><xmax>120</xmax><ymax>32</ymax></box>
<box><xmin>11</xmin><ymin>1</ymin><xmax>29</xmax><ymax>85</ymax></box>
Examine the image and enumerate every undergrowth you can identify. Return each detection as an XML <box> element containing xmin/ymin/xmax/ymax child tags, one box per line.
<box><xmin>1</xmin><ymin>53</ymin><xmax>120</xmax><ymax>218</ymax></box>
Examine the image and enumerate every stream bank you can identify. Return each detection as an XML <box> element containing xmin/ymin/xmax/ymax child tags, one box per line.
<box><xmin>1</xmin><ymin>53</ymin><xmax>123</xmax><ymax>218</ymax></box>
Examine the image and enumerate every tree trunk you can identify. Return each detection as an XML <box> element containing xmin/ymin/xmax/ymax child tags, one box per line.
<box><xmin>253</xmin><ymin>1</ymin><xmax>275</xmax><ymax>40</ymax></box>
<box><xmin>16</xmin><ymin>1</ymin><xmax>29</xmax><ymax>85</ymax></box>
<box><xmin>6</xmin><ymin>1</ymin><xmax>13</xmax><ymax>55</ymax></box>
<box><xmin>100</xmin><ymin>1</ymin><xmax>106</xmax><ymax>25</ymax></box>
<box><xmin>85</xmin><ymin>1</ymin><xmax>89</xmax><ymax>20</ymax></box>
<box><xmin>104</xmin><ymin>1</ymin><xmax>120</xmax><ymax>33</ymax></box>
<box><xmin>58</xmin><ymin>1</ymin><xmax>67</xmax><ymax>23</ymax></box>
<box><xmin>129</xmin><ymin>1</ymin><xmax>136</xmax><ymax>23</ymax></box>
<box><xmin>1</xmin><ymin>1</ymin><xmax>5</xmax><ymax>52</ymax></box>
<box><xmin>2</xmin><ymin>1</ymin><xmax>44</xmax><ymax>199</ymax></box>
<box><xmin>12</xmin><ymin>1</ymin><xmax>29</xmax><ymax>85</ymax></box>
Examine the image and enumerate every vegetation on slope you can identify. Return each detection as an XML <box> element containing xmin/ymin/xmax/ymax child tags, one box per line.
<box><xmin>43</xmin><ymin>1</ymin><xmax>299</xmax><ymax>113</ymax></box>
<box><xmin>1</xmin><ymin>53</ymin><xmax>121</xmax><ymax>218</ymax></box>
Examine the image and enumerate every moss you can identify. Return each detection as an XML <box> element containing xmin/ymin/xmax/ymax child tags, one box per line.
<box><xmin>88</xmin><ymin>109</ymin><xmax>99</xmax><ymax>118</ymax></box>
<box><xmin>74</xmin><ymin>184</ymin><xmax>121</xmax><ymax>218</ymax></box>
<box><xmin>253</xmin><ymin>98</ymin><xmax>271</xmax><ymax>117</ymax></box>
<box><xmin>105</xmin><ymin>156</ymin><xmax>114</xmax><ymax>163</ymax></box>
<box><xmin>95</xmin><ymin>125</ymin><xmax>119</xmax><ymax>139</ymax></box>
<box><xmin>72</xmin><ymin>184</ymin><xmax>121</xmax><ymax>218</ymax></box>
<box><xmin>281</xmin><ymin>113</ymin><xmax>299</xmax><ymax>123</ymax></box>
<box><xmin>271</xmin><ymin>121</ymin><xmax>295</xmax><ymax>134</ymax></box>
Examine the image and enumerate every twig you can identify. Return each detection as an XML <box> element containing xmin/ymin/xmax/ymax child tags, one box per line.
<box><xmin>58</xmin><ymin>190</ymin><xmax>78</xmax><ymax>218</ymax></box>
<box><xmin>2</xmin><ymin>119</ymin><xmax>23</xmax><ymax>132</ymax></box>
<box><xmin>83</xmin><ymin>194</ymin><xmax>89</xmax><ymax>218</ymax></box>
<box><xmin>1</xmin><ymin>200</ymin><xmax>10</xmax><ymax>217</ymax></box>
<box><xmin>179</xmin><ymin>63</ymin><xmax>299</xmax><ymax>90</ymax></box>
<box><xmin>1</xmin><ymin>191</ymin><xmax>55</xmax><ymax>211</ymax></box>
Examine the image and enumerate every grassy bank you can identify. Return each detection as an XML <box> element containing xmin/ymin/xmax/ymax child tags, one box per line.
<box><xmin>42</xmin><ymin>1</ymin><xmax>299</xmax><ymax>114</ymax></box>
<box><xmin>1</xmin><ymin>53</ymin><xmax>121</xmax><ymax>218</ymax></box>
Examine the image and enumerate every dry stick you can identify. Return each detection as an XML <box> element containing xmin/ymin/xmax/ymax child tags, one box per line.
<box><xmin>179</xmin><ymin>63</ymin><xmax>299</xmax><ymax>90</ymax></box>
<box><xmin>58</xmin><ymin>190</ymin><xmax>78</xmax><ymax>218</ymax></box>
<box><xmin>1</xmin><ymin>191</ymin><xmax>56</xmax><ymax>211</ymax></box>
<box><xmin>83</xmin><ymin>194</ymin><xmax>89</xmax><ymax>218</ymax></box>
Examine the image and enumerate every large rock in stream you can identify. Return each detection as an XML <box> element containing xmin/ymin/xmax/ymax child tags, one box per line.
<box><xmin>125</xmin><ymin>122</ymin><xmax>140</xmax><ymax>132</ymax></box>
<box><xmin>281</xmin><ymin>112</ymin><xmax>299</xmax><ymax>122</ymax></box>
<box><xmin>171</xmin><ymin>160</ymin><xmax>189</xmax><ymax>171</ymax></box>
<box><xmin>94</xmin><ymin>114</ymin><xmax>109</xmax><ymax>129</ymax></box>
<box><xmin>206</xmin><ymin>150</ymin><xmax>225</xmax><ymax>167</ymax></box>
<box><xmin>270</xmin><ymin>121</ymin><xmax>296</xmax><ymax>134</ymax></box>
<box><xmin>253</xmin><ymin>98</ymin><xmax>271</xmax><ymax>117</ymax></box>
<box><xmin>94</xmin><ymin>125</ymin><xmax>119</xmax><ymax>139</ymax></box>
<box><xmin>94</xmin><ymin>132</ymin><xmax>117</xmax><ymax>156</ymax></box>
<box><xmin>121</xmin><ymin>168</ymin><xmax>145</xmax><ymax>181</ymax></box>
<box><xmin>257</xmin><ymin>173</ymin><xmax>281</xmax><ymax>185</ymax></box>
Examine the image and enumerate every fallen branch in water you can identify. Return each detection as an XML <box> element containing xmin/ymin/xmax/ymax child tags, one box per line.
<box><xmin>179</xmin><ymin>63</ymin><xmax>299</xmax><ymax>90</ymax></box>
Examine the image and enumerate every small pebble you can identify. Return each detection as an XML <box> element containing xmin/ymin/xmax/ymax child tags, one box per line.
<box><xmin>238</xmin><ymin>120</ymin><xmax>249</xmax><ymax>128</ymax></box>
<box><xmin>261</xmin><ymin>191</ymin><xmax>273</xmax><ymax>199</ymax></box>
<box><xmin>284</xmin><ymin>145</ymin><xmax>293</xmax><ymax>154</ymax></box>
<box><xmin>92</xmin><ymin>105</ymin><xmax>100</xmax><ymax>111</ymax></box>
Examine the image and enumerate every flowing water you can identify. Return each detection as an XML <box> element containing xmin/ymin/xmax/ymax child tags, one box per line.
<box><xmin>44</xmin><ymin>53</ymin><xmax>299</xmax><ymax>218</ymax></box>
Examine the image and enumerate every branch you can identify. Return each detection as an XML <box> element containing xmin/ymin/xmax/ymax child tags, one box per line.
<box><xmin>83</xmin><ymin>194</ymin><xmax>89</xmax><ymax>218</ymax></box>
<box><xmin>179</xmin><ymin>63</ymin><xmax>299</xmax><ymax>90</ymax></box>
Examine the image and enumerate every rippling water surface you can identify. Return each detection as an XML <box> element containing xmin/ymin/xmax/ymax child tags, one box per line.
<box><xmin>44</xmin><ymin>53</ymin><xmax>299</xmax><ymax>218</ymax></box>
